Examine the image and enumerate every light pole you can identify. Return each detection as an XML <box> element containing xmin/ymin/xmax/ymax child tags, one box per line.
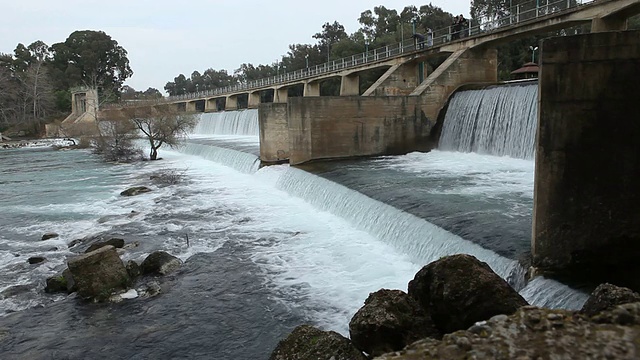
<box><xmin>305</xmin><ymin>54</ymin><xmax>309</xmax><ymax>68</ymax></box>
<box><xmin>530</xmin><ymin>45</ymin><xmax>539</xmax><ymax>63</ymax></box>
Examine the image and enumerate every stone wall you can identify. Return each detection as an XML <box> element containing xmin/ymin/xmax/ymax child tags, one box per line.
<box><xmin>533</xmin><ymin>31</ymin><xmax>640</xmax><ymax>290</ymax></box>
<box><xmin>287</xmin><ymin>96</ymin><xmax>432</xmax><ymax>165</ymax></box>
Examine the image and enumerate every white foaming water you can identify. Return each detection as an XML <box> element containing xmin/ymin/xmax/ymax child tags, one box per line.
<box><xmin>192</xmin><ymin>109</ymin><xmax>259</xmax><ymax>136</ymax></box>
<box><xmin>439</xmin><ymin>83</ymin><xmax>538</xmax><ymax>159</ymax></box>
<box><xmin>379</xmin><ymin>150</ymin><xmax>535</xmax><ymax>198</ymax></box>
<box><xmin>178</xmin><ymin>143</ymin><xmax>260</xmax><ymax>173</ymax></box>
<box><xmin>154</xmin><ymin>150</ymin><xmax>422</xmax><ymax>334</ymax></box>
<box><xmin>273</xmin><ymin>166</ymin><xmax>525</xmax><ymax>289</ymax></box>
<box><xmin>520</xmin><ymin>276</ymin><xmax>589</xmax><ymax>309</ymax></box>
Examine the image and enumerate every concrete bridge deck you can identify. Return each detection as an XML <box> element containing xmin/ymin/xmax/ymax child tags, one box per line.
<box><xmin>105</xmin><ymin>0</ymin><xmax>639</xmax><ymax>113</ymax></box>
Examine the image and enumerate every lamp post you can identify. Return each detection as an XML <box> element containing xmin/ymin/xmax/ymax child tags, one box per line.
<box><xmin>530</xmin><ymin>45</ymin><xmax>539</xmax><ymax>63</ymax></box>
<box><xmin>305</xmin><ymin>54</ymin><xmax>309</xmax><ymax>68</ymax></box>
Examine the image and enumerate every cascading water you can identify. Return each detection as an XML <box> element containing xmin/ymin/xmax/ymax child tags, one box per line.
<box><xmin>438</xmin><ymin>83</ymin><xmax>538</xmax><ymax>159</ymax></box>
<box><xmin>179</xmin><ymin>143</ymin><xmax>260</xmax><ymax>174</ymax></box>
<box><xmin>192</xmin><ymin>109</ymin><xmax>259</xmax><ymax>136</ymax></box>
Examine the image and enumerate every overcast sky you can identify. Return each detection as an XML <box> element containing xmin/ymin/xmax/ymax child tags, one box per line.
<box><xmin>1</xmin><ymin>0</ymin><xmax>471</xmax><ymax>93</ymax></box>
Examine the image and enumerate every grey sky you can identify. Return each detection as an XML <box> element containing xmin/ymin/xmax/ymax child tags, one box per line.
<box><xmin>1</xmin><ymin>0</ymin><xmax>470</xmax><ymax>93</ymax></box>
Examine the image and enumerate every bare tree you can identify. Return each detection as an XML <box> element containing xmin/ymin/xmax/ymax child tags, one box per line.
<box><xmin>129</xmin><ymin>105</ymin><xmax>197</xmax><ymax>160</ymax></box>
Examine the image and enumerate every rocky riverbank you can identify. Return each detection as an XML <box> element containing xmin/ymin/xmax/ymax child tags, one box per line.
<box><xmin>270</xmin><ymin>254</ymin><xmax>640</xmax><ymax>359</ymax></box>
<box><xmin>0</xmin><ymin>137</ymin><xmax>77</xmax><ymax>149</ymax></box>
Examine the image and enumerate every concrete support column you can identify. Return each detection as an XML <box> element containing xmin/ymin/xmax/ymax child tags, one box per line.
<box><xmin>274</xmin><ymin>87</ymin><xmax>288</xmax><ymax>103</ymax></box>
<box><xmin>248</xmin><ymin>92</ymin><xmax>261</xmax><ymax>108</ymax></box>
<box><xmin>258</xmin><ymin>103</ymin><xmax>289</xmax><ymax>163</ymax></box>
<box><xmin>533</xmin><ymin>31</ymin><xmax>640</xmax><ymax>290</ymax></box>
<box><xmin>225</xmin><ymin>95</ymin><xmax>238</xmax><ymax>111</ymax></box>
<box><xmin>205</xmin><ymin>98</ymin><xmax>218</xmax><ymax>112</ymax></box>
<box><xmin>186</xmin><ymin>101</ymin><xmax>197</xmax><ymax>112</ymax></box>
<box><xmin>303</xmin><ymin>81</ymin><xmax>320</xmax><ymax>97</ymax></box>
<box><xmin>591</xmin><ymin>16</ymin><xmax>628</xmax><ymax>32</ymax></box>
<box><xmin>340</xmin><ymin>73</ymin><xmax>360</xmax><ymax>96</ymax></box>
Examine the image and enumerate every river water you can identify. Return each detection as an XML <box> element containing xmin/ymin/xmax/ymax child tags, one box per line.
<box><xmin>0</xmin><ymin>91</ymin><xmax>589</xmax><ymax>359</ymax></box>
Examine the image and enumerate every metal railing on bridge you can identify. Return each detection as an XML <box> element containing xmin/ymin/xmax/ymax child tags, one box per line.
<box><xmin>108</xmin><ymin>0</ymin><xmax>592</xmax><ymax>108</ymax></box>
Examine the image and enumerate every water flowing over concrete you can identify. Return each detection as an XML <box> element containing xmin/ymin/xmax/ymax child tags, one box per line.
<box><xmin>179</xmin><ymin>143</ymin><xmax>260</xmax><ymax>174</ymax></box>
<box><xmin>439</xmin><ymin>83</ymin><xmax>538</xmax><ymax>159</ymax></box>
<box><xmin>193</xmin><ymin>109</ymin><xmax>259</xmax><ymax>136</ymax></box>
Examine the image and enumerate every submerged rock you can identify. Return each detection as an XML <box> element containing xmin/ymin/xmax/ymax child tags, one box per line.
<box><xmin>45</xmin><ymin>276</ymin><xmax>68</xmax><ymax>294</ymax></box>
<box><xmin>27</xmin><ymin>256</ymin><xmax>46</xmax><ymax>265</ymax></box>
<box><xmin>85</xmin><ymin>238</ymin><xmax>125</xmax><ymax>253</ymax></box>
<box><xmin>581</xmin><ymin>283</ymin><xmax>640</xmax><ymax>317</ymax></box>
<box><xmin>67</xmin><ymin>245</ymin><xmax>130</xmax><ymax>301</ymax></box>
<box><xmin>126</xmin><ymin>260</ymin><xmax>141</xmax><ymax>280</ymax></box>
<box><xmin>349</xmin><ymin>289</ymin><xmax>440</xmax><ymax>357</ymax></box>
<box><xmin>1</xmin><ymin>284</ymin><xmax>34</xmax><ymax>299</ymax></box>
<box><xmin>41</xmin><ymin>233</ymin><xmax>59</xmax><ymax>241</ymax></box>
<box><xmin>408</xmin><ymin>254</ymin><xmax>528</xmax><ymax>334</ymax></box>
<box><xmin>120</xmin><ymin>186</ymin><xmax>151</xmax><ymax>196</ymax></box>
<box><xmin>269</xmin><ymin>325</ymin><xmax>367</xmax><ymax>360</ymax></box>
<box><xmin>375</xmin><ymin>304</ymin><xmax>640</xmax><ymax>360</ymax></box>
<box><xmin>141</xmin><ymin>251</ymin><xmax>182</xmax><ymax>276</ymax></box>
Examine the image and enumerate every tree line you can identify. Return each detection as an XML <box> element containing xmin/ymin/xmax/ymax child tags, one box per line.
<box><xmin>0</xmin><ymin>30</ymin><xmax>140</xmax><ymax>135</ymax></box>
<box><xmin>164</xmin><ymin>1</ymin><xmax>640</xmax><ymax>97</ymax></box>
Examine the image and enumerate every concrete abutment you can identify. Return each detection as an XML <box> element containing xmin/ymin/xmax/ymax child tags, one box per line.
<box><xmin>533</xmin><ymin>30</ymin><xmax>640</xmax><ymax>290</ymax></box>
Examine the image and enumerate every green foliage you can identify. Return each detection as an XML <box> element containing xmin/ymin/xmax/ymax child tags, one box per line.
<box><xmin>48</xmin><ymin>30</ymin><xmax>132</xmax><ymax>99</ymax></box>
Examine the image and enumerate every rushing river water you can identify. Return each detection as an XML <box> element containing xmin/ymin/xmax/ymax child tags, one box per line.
<box><xmin>0</xmin><ymin>91</ymin><xmax>590</xmax><ymax>358</ymax></box>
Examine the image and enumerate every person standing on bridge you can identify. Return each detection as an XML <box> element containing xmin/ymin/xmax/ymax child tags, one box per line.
<box><xmin>426</xmin><ymin>28</ymin><xmax>433</xmax><ymax>47</ymax></box>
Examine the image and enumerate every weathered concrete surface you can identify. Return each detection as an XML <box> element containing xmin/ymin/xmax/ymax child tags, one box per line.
<box><xmin>225</xmin><ymin>95</ymin><xmax>238</xmax><ymax>111</ymax></box>
<box><xmin>533</xmin><ymin>31</ymin><xmax>640</xmax><ymax>290</ymax></box>
<box><xmin>340</xmin><ymin>73</ymin><xmax>360</xmax><ymax>96</ymax></box>
<box><xmin>412</xmin><ymin>48</ymin><xmax>498</xmax><ymax>124</ymax></box>
<box><xmin>259</xmin><ymin>103</ymin><xmax>290</xmax><ymax>162</ymax></box>
<box><xmin>287</xmin><ymin>96</ymin><xmax>432</xmax><ymax>165</ymax></box>
<box><xmin>370</xmin><ymin>61</ymin><xmax>419</xmax><ymax>96</ymax></box>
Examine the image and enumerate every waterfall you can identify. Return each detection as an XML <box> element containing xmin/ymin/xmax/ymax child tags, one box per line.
<box><xmin>439</xmin><ymin>83</ymin><xmax>538</xmax><ymax>159</ymax></box>
<box><xmin>179</xmin><ymin>143</ymin><xmax>260</xmax><ymax>174</ymax></box>
<box><xmin>274</xmin><ymin>166</ymin><xmax>526</xmax><ymax>290</ymax></box>
<box><xmin>192</xmin><ymin>109</ymin><xmax>259</xmax><ymax>136</ymax></box>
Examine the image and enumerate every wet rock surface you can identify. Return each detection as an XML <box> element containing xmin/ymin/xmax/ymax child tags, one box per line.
<box><xmin>85</xmin><ymin>238</ymin><xmax>125</xmax><ymax>253</ymax></box>
<box><xmin>408</xmin><ymin>254</ymin><xmax>528</xmax><ymax>334</ymax></box>
<box><xmin>269</xmin><ymin>325</ymin><xmax>367</xmax><ymax>360</ymax></box>
<box><xmin>120</xmin><ymin>186</ymin><xmax>151</xmax><ymax>196</ymax></box>
<box><xmin>349</xmin><ymin>289</ymin><xmax>440</xmax><ymax>357</ymax></box>
<box><xmin>581</xmin><ymin>283</ymin><xmax>640</xmax><ymax>316</ymax></box>
<box><xmin>141</xmin><ymin>251</ymin><xmax>182</xmax><ymax>276</ymax></box>
<box><xmin>41</xmin><ymin>232</ymin><xmax>59</xmax><ymax>241</ymax></box>
<box><xmin>67</xmin><ymin>246</ymin><xmax>130</xmax><ymax>301</ymax></box>
<box><xmin>375</xmin><ymin>303</ymin><xmax>640</xmax><ymax>360</ymax></box>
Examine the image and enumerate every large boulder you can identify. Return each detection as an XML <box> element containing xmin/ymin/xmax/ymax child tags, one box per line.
<box><xmin>349</xmin><ymin>289</ymin><xmax>440</xmax><ymax>357</ymax></box>
<box><xmin>269</xmin><ymin>325</ymin><xmax>367</xmax><ymax>360</ymax></box>
<box><xmin>85</xmin><ymin>238</ymin><xmax>125</xmax><ymax>253</ymax></box>
<box><xmin>141</xmin><ymin>251</ymin><xmax>182</xmax><ymax>276</ymax></box>
<box><xmin>375</xmin><ymin>303</ymin><xmax>640</xmax><ymax>360</ymax></box>
<box><xmin>581</xmin><ymin>283</ymin><xmax>640</xmax><ymax>316</ymax></box>
<box><xmin>120</xmin><ymin>186</ymin><xmax>151</xmax><ymax>196</ymax></box>
<box><xmin>407</xmin><ymin>254</ymin><xmax>528</xmax><ymax>334</ymax></box>
<box><xmin>67</xmin><ymin>245</ymin><xmax>130</xmax><ymax>301</ymax></box>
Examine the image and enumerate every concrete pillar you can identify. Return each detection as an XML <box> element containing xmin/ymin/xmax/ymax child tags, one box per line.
<box><xmin>205</xmin><ymin>98</ymin><xmax>218</xmax><ymax>112</ymax></box>
<box><xmin>303</xmin><ymin>81</ymin><xmax>320</xmax><ymax>97</ymax></box>
<box><xmin>274</xmin><ymin>87</ymin><xmax>289</xmax><ymax>103</ymax></box>
<box><xmin>340</xmin><ymin>73</ymin><xmax>360</xmax><ymax>96</ymax></box>
<box><xmin>258</xmin><ymin>103</ymin><xmax>289</xmax><ymax>163</ymax></box>
<box><xmin>591</xmin><ymin>16</ymin><xmax>627</xmax><ymax>32</ymax></box>
<box><xmin>533</xmin><ymin>31</ymin><xmax>640</xmax><ymax>290</ymax></box>
<box><xmin>248</xmin><ymin>92</ymin><xmax>261</xmax><ymax>108</ymax></box>
<box><xmin>186</xmin><ymin>101</ymin><xmax>197</xmax><ymax>112</ymax></box>
<box><xmin>225</xmin><ymin>95</ymin><xmax>238</xmax><ymax>111</ymax></box>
